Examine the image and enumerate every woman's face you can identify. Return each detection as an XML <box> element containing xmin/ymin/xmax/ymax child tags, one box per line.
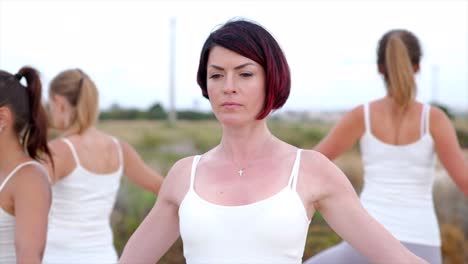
<box><xmin>206</xmin><ymin>46</ymin><xmax>266</xmax><ymax>126</ymax></box>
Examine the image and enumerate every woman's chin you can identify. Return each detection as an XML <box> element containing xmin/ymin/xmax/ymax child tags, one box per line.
<box><xmin>214</xmin><ymin>111</ymin><xmax>261</xmax><ymax>127</ymax></box>
<box><xmin>218</xmin><ymin>117</ymin><xmax>260</xmax><ymax>128</ymax></box>
<box><xmin>217</xmin><ymin>116</ymin><xmax>243</xmax><ymax>126</ymax></box>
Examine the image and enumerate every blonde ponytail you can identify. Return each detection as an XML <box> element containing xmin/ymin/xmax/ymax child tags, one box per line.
<box><xmin>385</xmin><ymin>34</ymin><xmax>416</xmax><ymax>109</ymax></box>
<box><xmin>49</xmin><ymin>69</ymin><xmax>99</xmax><ymax>134</ymax></box>
<box><xmin>74</xmin><ymin>74</ymin><xmax>99</xmax><ymax>133</ymax></box>
<box><xmin>377</xmin><ymin>29</ymin><xmax>422</xmax><ymax>110</ymax></box>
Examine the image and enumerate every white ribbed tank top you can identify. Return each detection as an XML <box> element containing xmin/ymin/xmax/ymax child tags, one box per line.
<box><xmin>43</xmin><ymin>137</ymin><xmax>123</xmax><ymax>264</ymax></box>
<box><xmin>359</xmin><ymin>103</ymin><xmax>440</xmax><ymax>246</ymax></box>
<box><xmin>0</xmin><ymin>161</ymin><xmax>48</xmax><ymax>264</ymax></box>
<box><xmin>179</xmin><ymin>149</ymin><xmax>310</xmax><ymax>264</ymax></box>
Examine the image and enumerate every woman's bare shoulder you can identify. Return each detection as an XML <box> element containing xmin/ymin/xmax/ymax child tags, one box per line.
<box><xmin>167</xmin><ymin>156</ymin><xmax>198</xmax><ymax>179</ymax></box>
<box><xmin>10</xmin><ymin>162</ymin><xmax>50</xmax><ymax>193</ymax></box>
<box><xmin>300</xmin><ymin>149</ymin><xmax>335</xmax><ymax>172</ymax></box>
<box><xmin>48</xmin><ymin>137</ymin><xmax>69</xmax><ymax>153</ymax></box>
<box><xmin>299</xmin><ymin>149</ymin><xmax>349</xmax><ymax>188</ymax></box>
<box><xmin>159</xmin><ymin>155</ymin><xmax>201</xmax><ymax>205</ymax></box>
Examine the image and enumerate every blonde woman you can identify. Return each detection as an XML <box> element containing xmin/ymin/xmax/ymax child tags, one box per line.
<box><xmin>305</xmin><ymin>29</ymin><xmax>468</xmax><ymax>264</ymax></box>
<box><xmin>0</xmin><ymin>67</ymin><xmax>51</xmax><ymax>263</ymax></box>
<box><xmin>42</xmin><ymin>69</ymin><xmax>164</xmax><ymax>263</ymax></box>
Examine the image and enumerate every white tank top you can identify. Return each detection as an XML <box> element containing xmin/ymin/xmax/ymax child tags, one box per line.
<box><xmin>179</xmin><ymin>149</ymin><xmax>310</xmax><ymax>264</ymax></box>
<box><xmin>0</xmin><ymin>161</ymin><xmax>48</xmax><ymax>264</ymax></box>
<box><xmin>43</xmin><ymin>137</ymin><xmax>123</xmax><ymax>264</ymax></box>
<box><xmin>359</xmin><ymin>103</ymin><xmax>440</xmax><ymax>246</ymax></box>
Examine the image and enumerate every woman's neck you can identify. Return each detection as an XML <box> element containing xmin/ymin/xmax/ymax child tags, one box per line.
<box><xmin>0</xmin><ymin>135</ymin><xmax>27</xmax><ymax>172</ymax></box>
<box><xmin>61</xmin><ymin>126</ymin><xmax>95</xmax><ymax>138</ymax></box>
<box><xmin>384</xmin><ymin>95</ymin><xmax>415</xmax><ymax>109</ymax></box>
<box><xmin>218</xmin><ymin>121</ymin><xmax>277</xmax><ymax>164</ymax></box>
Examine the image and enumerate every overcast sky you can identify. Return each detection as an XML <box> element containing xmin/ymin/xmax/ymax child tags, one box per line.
<box><xmin>1</xmin><ymin>0</ymin><xmax>467</xmax><ymax>112</ymax></box>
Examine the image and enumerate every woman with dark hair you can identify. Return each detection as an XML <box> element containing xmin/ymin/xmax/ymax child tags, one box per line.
<box><xmin>0</xmin><ymin>66</ymin><xmax>52</xmax><ymax>263</ymax></box>
<box><xmin>304</xmin><ymin>29</ymin><xmax>467</xmax><ymax>264</ymax></box>
<box><xmin>42</xmin><ymin>69</ymin><xmax>164</xmax><ymax>264</ymax></box>
<box><xmin>119</xmin><ymin>19</ymin><xmax>426</xmax><ymax>264</ymax></box>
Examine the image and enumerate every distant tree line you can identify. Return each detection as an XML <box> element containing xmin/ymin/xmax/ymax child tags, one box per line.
<box><xmin>99</xmin><ymin>101</ymin><xmax>468</xmax><ymax>147</ymax></box>
<box><xmin>99</xmin><ymin>102</ymin><xmax>215</xmax><ymax>120</ymax></box>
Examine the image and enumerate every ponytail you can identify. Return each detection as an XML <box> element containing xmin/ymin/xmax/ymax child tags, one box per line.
<box><xmin>377</xmin><ymin>29</ymin><xmax>422</xmax><ymax>110</ymax></box>
<box><xmin>49</xmin><ymin>69</ymin><xmax>99</xmax><ymax>134</ymax></box>
<box><xmin>16</xmin><ymin>67</ymin><xmax>52</xmax><ymax>161</ymax></box>
<box><xmin>75</xmin><ymin>70</ymin><xmax>99</xmax><ymax>134</ymax></box>
<box><xmin>385</xmin><ymin>35</ymin><xmax>416</xmax><ymax>109</ymax></box>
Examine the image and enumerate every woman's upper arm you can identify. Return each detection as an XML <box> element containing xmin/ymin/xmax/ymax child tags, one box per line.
<box><xmin>314</xmin><ymin>105</ymin><xmax>364</xmax><ymax>160</ymax></box>
<box><xmin>308</xmin><ymin>152</ymin><xmax>424</xmax><ymax>263</ymax></box>
<box><xmin>119</xmin><ymin>156</ymin><xmax>192</xmax><ymax>263</ymax></box>
<box><xmin>431</xmin><ymin>107</ymin><xmax>468</xmax><ymax>195</ymax></box>
<box><xmin>121</xmin><ymin>140</ymin><xmax>164</xmax><ymax>194</ymax></box>
<box><xmin>14</xmin><ymin>165</ymin><xmax>51</xmax><ymax>263</ymax></box>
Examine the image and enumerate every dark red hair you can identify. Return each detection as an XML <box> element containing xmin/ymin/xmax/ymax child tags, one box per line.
<box><xmin>197</xmin><ymin>18</ymin><xmax>291</xmax><ymax>119</ymax></box>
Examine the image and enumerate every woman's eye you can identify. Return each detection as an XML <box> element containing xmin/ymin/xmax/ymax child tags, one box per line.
<box><xmin>209</xmin><ymin>73</ymin><xmax>222</xmax><ymax>79</ymax></box>
<box><xmin>240</xmin><ymin>72</ymin><xmax>253</xmax><ymax>77</ymax></box>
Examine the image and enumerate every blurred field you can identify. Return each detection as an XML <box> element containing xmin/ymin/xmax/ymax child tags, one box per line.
<box><xmin>99</xmin><ymin>118</ymin><xmax>468</xmax><ymax>264</ymax></box>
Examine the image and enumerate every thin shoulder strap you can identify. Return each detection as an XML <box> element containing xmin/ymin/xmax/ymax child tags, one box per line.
<box><xmin>420</xmin><ymin>104</ymin><xmax>428</xmax><ymax>137</ymax></box>
<box><xmin>425</xmin><ymin>104</ymin><xmax>431</xmax><ymax>134</ymax></box>
<box><xmin>61</xmin><ymin>138</ymin><xmax>81</xmax><ymax>167</ymax></box>
<box><xmin>0</xmin><ymin>161</ymin><xmax>49</xmax><ymax>192</ymax></box>
<box><xmin>110</xmin><ymin>136</ymin><xmax>124</xmax><ymax>170</ymax></box>
<box><xmin>363</xmin><ymin>103</ymin><xmax>371</xmax><ymax>132</ymax></box>
<box><xmin>189</xmin><ymin>155</ymin><xmax>202</xmax><ymax>190</ymax></box>
<box><xmin>288</xmin><ymin>149</ymin><xmax>303</xmax><ymax>191</ymax></box>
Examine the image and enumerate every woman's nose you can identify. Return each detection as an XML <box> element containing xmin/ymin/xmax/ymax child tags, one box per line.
<box><xmin>222</xmin><ymin>75</ymin><xmax>237</xmax><ymax>94</ymax></box>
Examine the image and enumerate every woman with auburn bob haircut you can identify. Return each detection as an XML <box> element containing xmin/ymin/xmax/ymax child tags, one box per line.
<box><xmin>119</xmin><ymin>19</ymin><xmax>427</xmax><ymax>264</ymax></box>
<box><xmin>42</xmin><ymin>69</ymin><xmax>164</xmax><ymax>264</ymax></box>
<box><xmin>0</xmin><ymin>66</ymin><xmax>52</xmax><ymax>264</ymax></box>
<box><xmin>304</xmin><ymin>30</ymin><xmax>467</xmax><ymax>264</ymax></box>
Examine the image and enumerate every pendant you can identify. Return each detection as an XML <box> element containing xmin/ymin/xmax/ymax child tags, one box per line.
<box><xmin>238</xmin><ymin>168</ymin><xmax>245</xmax><ymax>176</ymax></box>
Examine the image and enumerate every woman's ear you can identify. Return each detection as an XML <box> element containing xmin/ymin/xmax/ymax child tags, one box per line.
<box><xmin>413</xmin><ymin>64</ymin><xmax>420</xmax><ymax>73</ymax></box>
<box><xmin>0</xmin><ymin>109</ymin><xmax>5</xmax><ymax>132</ymax></box>
<box><xmin>0</xmin><ymin>106</ymin><xmax>12</xmax><ymax>132</ymax></box>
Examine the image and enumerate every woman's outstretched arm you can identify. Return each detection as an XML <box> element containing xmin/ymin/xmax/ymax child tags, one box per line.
<box><xmin>119</xmin><ymin>157</ymin><xmax>192</xmax><ymax>263</ymax></box>
<box><xmin>431</xmin><ymin>106</ymin><xmax>468</xmax><ymax>196</ymax></box>
<box><xmin>314</xmin><ymin>105</ymin><xmax>364</xmax><ymax>160</ymax></box>
<box><xmin>301</xmin><ymin>150</ymin><xmax>427</xmax><ymax>264</ymax></box>
<box><xmin>121</xmin><ymin>140</ymin><xmax>164</xmax><ymax>194</ymax></box>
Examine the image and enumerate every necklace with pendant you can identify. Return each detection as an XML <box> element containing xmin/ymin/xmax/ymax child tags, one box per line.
<box><xmin>223</xmin><ymin>135</ymin><xmax>275</xmax><ymax>177</ymax></box>
<box><xmin>237</xmin><ymin>162</ymin><xmax>254</xmax><ymax>177</ymax></box>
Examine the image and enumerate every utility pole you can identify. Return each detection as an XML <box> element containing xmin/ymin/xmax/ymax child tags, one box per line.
<box><xmin>168</xmin><ymin>17</ymin><xmax>177</xmax><ymax>125</ymax></box>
